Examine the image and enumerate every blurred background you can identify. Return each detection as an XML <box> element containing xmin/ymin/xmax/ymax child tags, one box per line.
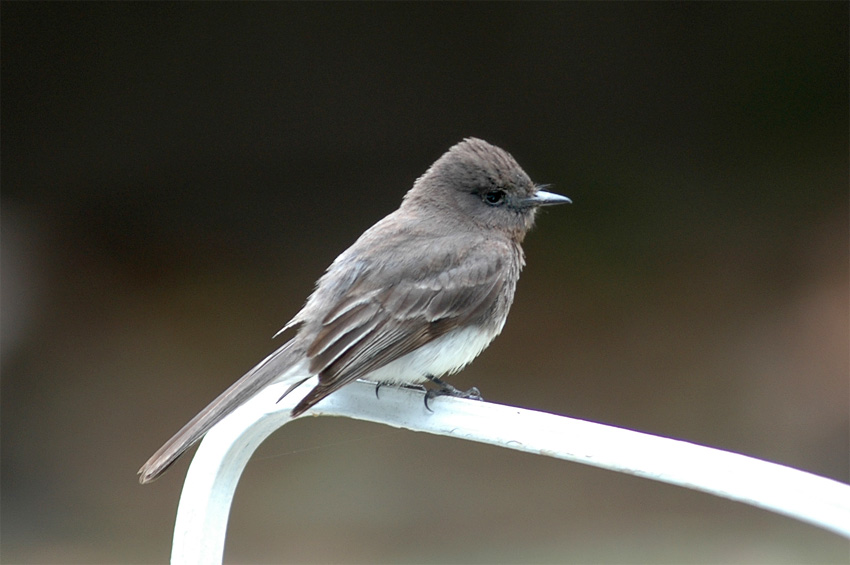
<box><xmin>2</xmin><ymin>3</ymin><xmax>847</xmax><ymax>563</ymax></box>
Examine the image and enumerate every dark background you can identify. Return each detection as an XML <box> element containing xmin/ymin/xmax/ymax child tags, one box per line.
<box><xmin>2</xmin><ymin>3</ymin><xmax>847</xmax><ymax>563</ymax></box>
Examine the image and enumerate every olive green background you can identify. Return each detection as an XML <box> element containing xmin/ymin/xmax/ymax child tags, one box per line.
<box><xmin>2</xmin><ymin>3</ymin><xmax>847</xmax><ymax>563</ymax></box>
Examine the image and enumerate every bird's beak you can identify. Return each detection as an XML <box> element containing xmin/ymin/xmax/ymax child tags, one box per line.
<box><xmin>524</xmin><ymin>187</ymin><xmax>572</xmax><ymax>207</ymax></box>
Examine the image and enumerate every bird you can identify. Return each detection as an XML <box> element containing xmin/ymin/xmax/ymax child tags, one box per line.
<box><xmin>138</xmin><ymin>137</ymin><xmax>570</xmax><ymax>484</ymax></box>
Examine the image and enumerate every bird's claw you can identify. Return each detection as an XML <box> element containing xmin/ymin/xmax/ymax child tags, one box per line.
<box><xmin>422</xmin><ymin>375</ymin><xmax>483</xmax><ymax>411</ymax></box>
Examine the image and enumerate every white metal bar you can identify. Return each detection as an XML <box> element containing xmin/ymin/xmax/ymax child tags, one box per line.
<box><xmin>170</xmin><ymin>379</ymin><xmax>850</xmax><ymax>564</ymax></box>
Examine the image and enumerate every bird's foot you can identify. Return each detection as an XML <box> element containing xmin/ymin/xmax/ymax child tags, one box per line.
<box><xmin>375</xmin><ymin>381</ymin><xmax>427</xmax><ymax>399</ymax></box>
<box><xmin>423</xmin><ymin>375</ymin><xmax>483</xmax><ymax>412</ymax></box>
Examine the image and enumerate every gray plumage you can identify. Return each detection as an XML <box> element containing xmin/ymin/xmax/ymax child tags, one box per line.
<box><xmin>138</xmin><ymin>138</ymin><xmax>569</xmax><ymax>484</ymax></box>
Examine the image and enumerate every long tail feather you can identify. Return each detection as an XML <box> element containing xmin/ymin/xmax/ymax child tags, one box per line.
<box><xmin>138</xmin><ymin>339</ymin><xmax>305</xmax><ymax>483</ymax></box>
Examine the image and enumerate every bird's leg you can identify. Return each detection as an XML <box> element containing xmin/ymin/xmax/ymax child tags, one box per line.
<box><xmin>375</xmin><ymin>381</ymin><xmax>427</xmax><ymax>399</ymax></box>
<box><xmin>423</xmin><ymin>374</ymin><xmax>483</xmax><ymax>411</ymax></box>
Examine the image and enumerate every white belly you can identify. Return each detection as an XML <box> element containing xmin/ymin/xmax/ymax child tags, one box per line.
<box><xmin>362</xmin><ymin>325</ymin><xmax>499</xmax><ymax>385</ymax></box>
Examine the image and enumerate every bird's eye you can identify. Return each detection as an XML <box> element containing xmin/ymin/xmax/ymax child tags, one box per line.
<box><xmin>483</xmin><ymin>190</ymin><xmax>506</xmax><ymax>206</ymax></box>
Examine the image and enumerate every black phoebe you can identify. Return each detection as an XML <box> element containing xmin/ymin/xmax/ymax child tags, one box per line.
<box><xmin>139</xmin><ymin>138</ymin><xmax>569</xmax><ymax>483</ymax></box>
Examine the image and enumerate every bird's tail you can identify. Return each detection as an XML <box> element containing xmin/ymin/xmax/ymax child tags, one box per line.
<box><xmin>138</xmin><ymin>339</ymin><xmax>305</xmax><ymax>484</ymax></box>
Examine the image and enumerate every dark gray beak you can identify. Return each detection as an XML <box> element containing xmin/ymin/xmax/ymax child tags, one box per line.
<box><xmin>523</xmin><ymin>189</ymin><xmax>572</xmax><ymax>207</ymax></box>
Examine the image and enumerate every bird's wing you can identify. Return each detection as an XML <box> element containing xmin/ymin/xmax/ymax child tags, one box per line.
<box><xmin>291</xmin><ymin>236</ymin><xmax>518</xmax><ymax>416</ymax></box>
